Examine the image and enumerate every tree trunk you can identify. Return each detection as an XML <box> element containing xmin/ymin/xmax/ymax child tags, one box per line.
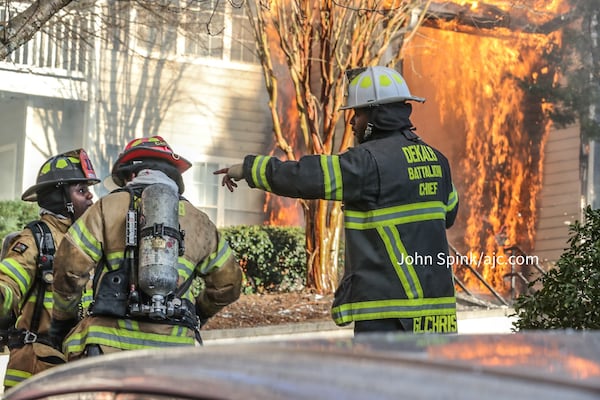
<box><xmin>247</xmin><ymin>0</ymin><xmax>427</xmax><ymax>295</ymax></box>
<box><xmin>305</xmin><ymin>199</ymin><xmax>343</xmax><ymax>294</ymax></box>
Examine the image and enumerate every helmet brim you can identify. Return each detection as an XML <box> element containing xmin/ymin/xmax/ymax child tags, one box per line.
<box><xmin>21</xmin><ymin>178</ymin><xmax>101</xmax><ymax>202</ymax></box>
<box><xmin>114</xmin><ymin>147</ymin><xmax>192</xmax><ymax>174</ymax></box>
<box><xmin>340</xmin><ymin>95</ymin><xmax>426</xmax><ymax>110</ymax></box>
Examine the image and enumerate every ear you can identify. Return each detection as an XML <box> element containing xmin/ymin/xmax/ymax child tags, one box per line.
<box><xmin>126</xmin><ymin>172</ymin><xmax>137</xmax><ymax>182</ymax></box>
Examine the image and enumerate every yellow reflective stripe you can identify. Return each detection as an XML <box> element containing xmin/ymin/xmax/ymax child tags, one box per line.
<box><xmin>0</xmin><ymin>283</ymin><xmax>13</xmax><ymax>315</ymax></box>
<box><xmin>69</xmin><ymin>219</ymin><xmax>102</xmax><ymax>262</ymax></box>
<box><xmin>197</xmin><ymin>236</ymin><xmax>232</xmax><ymax>275</ymax></box>
<box><xmin>115</xmin><ymin>315</ymin><xmax>192</xmax><ymax>335</ymax></box>
<box><xmin>64</xmin><ymin>323</ymin><xmax>195</xmax><ymax>354</ymax></box>
<box><xmin>43</xmin><ymin>290</ymin><xmax>53</xmax><ymax>310</ymax></box>
<box><xmin>106</xmin><ymin>251</ymin><xmax>124</xmax><ymax>270</ymax></box>
<box><xmin>250</xmin><ymin>155</ymin><xmax>272</xmax><ymax>192</ymax></box>
<box><xmin>345</xmin><ymin>201</ymin><xmax>446</xmax><ymax>230</ymax></box>
<box><xmin>53</xmin><ymin>293</ymin><xmax>80</xmax><ymax>316</ymax></box>
<box><xmin>118</xmin><ymin>319</ymin><xmax>139</xmax><ymax>330</ymax></box>
<box><xmin>177</xmin><ymin>257</ymin><xmax>194</xmax><ymax>278</ymax></box>
<box><xmin>320</xmin><ymin>155</ymin><xmax>343</xmax><ymax>200</ymax></box>
<box><xmin>4</xmin><ymin>368</ymin><xmax>32</xmax><ymax>387</ymax></box>
<box><xmin>447</xmin><ymin>183</ymin><xmax>458</xmax><ymax>211</ymax></box>
<box><xmin>0</xmin><ymin>259</ymin><xmax>32</xmax><ymax>295</ymax></box>
<box><xmin>81</xmin><ymin>288</ymin><xmax>94</xmax><ymax>309</ymax></box>
<box><xmin>171</xmin><ymin>324</ymin><xmax>188</xmax><ymax>337</ymax></box>
<box><xmin>377</xmin><ymin>226</ymin><xmax>422</xmax><ymax>299</ymax></box>
<box><xmin>15</xmin><ymin>290</ymin><xmax>53</xmax><ymax>323</ymax></box>
<box><xmin>331</xmin><ymin>297</ymin><xmax>456</xmax><ymax>325</ymax></box>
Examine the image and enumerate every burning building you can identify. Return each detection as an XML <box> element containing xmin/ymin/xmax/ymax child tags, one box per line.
<box><xmin>262</xmin><ymin>0</ymin><xmax>582</xmax><ymax>301</ymax></box>
<box><xmin>401</xmin><ymin>0</ymin><xmax>576</xmax><ymax>299</ymax></box>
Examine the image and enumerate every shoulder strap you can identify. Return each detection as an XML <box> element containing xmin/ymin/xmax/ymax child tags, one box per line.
<box><xmin>24</xmin><ymin>220</ymin><xmax>55</xmax><ymax>334</ymax></box>
<box><xmin>92</xmin><ymin>186</ymin><xmax>139</xmax><ymax>294</ymax></box>
<box><xmin>26</xmin><ymin>220</ymin><xmax>55</xmax><ymax>267</ymax></box>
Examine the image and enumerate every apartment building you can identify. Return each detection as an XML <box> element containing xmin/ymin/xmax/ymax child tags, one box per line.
<box><xmin>0</xmin><ymin>1</ymin><xmax>270</xmax><ymax>226</ymax></box>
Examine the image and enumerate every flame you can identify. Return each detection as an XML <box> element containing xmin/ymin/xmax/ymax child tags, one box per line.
<box><xmin>263</xmin><ymin>0</ymin><xmax>571</xmax><ymax>299</ymax></box>
<box><xmin>261</xmin><ymin>20</ymin><xmax>307</xmax><ymax>227</ymax></box>
<box><xmin>264</xmin><ymin>194</ymin><xmax>304</xmax><ymax>226</ymax></box>
<box><xmin>404</xmin><ymin>0</ymin><xmax>569</xmax><ymax>297</ymax></box>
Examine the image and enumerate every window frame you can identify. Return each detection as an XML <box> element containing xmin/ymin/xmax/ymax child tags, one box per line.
<box><xmin>132</xmin><ymin>1</ymin><xmax>259</xmax><ymax>68</ymax></box>
<box><xmin>185</xmin><ymin>155</ymin><xmax>265</xmax><ymax>227</ymax></box>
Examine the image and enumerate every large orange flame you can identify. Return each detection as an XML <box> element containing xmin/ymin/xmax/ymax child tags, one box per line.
<box><xmin>264</xmin><ymin>0</ymin><xmax>571</xmax><ymax>299</ymax></box>
<box><xmin>404</xmin><ymin>0</ymin><xmax>569</xmax><ymax>296</ymax></box>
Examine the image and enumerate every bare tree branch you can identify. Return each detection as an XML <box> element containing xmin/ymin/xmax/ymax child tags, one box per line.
<box><xmin>247</xmin><ymin>0</ymin><xmax>427</xmax><ymax>293</ymax></box>
<box><xmin>0</xmin><ymin>0</ymin><xmax>74</xmax><ymax>60</ymax></box>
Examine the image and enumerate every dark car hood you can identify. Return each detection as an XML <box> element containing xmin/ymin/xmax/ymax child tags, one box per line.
<box><xmin>4</xmin><ymin>331</ymin><xmax>600</xmax><ymax>400</ymax></box>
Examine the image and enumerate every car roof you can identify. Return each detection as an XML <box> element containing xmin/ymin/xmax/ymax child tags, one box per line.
<box><xmin>4</xmin><ymin>331</ymin><xmax>600</xmax><ymax>400</ymax></box>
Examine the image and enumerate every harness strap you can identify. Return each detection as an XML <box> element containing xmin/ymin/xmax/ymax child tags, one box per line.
<box><xmin>7</xmin><ymin>328</ymin><xmax>57</xmax><ymax>350</ymax></box>
<box><xmin>21</xmin><ymin>221</ymin><xmax>55</xmax><ymax>342</ymax></box>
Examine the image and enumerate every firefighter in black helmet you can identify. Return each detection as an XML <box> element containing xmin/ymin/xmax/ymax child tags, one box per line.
<box><xmin>0</xmin><ymin>149</ymin><xmax>99</xmax><ymax>389</ymax></box>
<box><xmin>216</xmin><ymin>66</ymin><xmax>459</xmax><ymax>335</ymax></box>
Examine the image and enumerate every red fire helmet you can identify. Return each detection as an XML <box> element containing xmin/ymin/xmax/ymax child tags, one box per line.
<box><xmin>113</xmin><ymin>136</ymin><xmax>191</xmax><ymax>173</ymax></box>
<box><xmin>109</xmin><ymin>136</ymin><xmax>192</xmax><ymax>190</ymax></box>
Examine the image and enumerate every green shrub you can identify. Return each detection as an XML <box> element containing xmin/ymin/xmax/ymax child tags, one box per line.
<box><xmin>0</xmin><ymin>200</ymin><xmax>40</xmax><ymax>239</ymax></box>
<box><xmin>512</xmin><ymin>206</ymin><xmax>600</xmax><ymax>330</ymax></box>
<box><xmin>221</xmin><ymin>225</ymin><xmax>306</xmax><ymax>294</ymax></box>
<box><xmin>0</xmin><ymin>200</ymin><xmax>310</xmax><ymax>296</ymax></box>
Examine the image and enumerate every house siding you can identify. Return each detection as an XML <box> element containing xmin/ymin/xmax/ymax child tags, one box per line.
<box><xmin>534</xmin><ymin>125</ymin><xmax>582</xmax><ymax>264</ymax></box>
<box><xmin>93</xmin><ymin>54</ymin><xmax>271</xmax><ymax>163</ymax></box>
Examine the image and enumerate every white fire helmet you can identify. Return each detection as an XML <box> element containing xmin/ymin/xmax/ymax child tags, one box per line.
<box><xmin>340</xmin><ymin>66</ymin><xmax>425</xmax><ymax>110</ymax></box>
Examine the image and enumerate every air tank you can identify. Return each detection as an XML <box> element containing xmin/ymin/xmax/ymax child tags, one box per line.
<box><xmin>137</xmin><ymin>183</ymin><xmax>180</xmax><ymax>315</ymax></box>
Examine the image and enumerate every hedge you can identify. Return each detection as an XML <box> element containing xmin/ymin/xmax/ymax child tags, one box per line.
<box><xmin>0</xmin><ymin>200</ymin><xmax>307</xmax><ymax>294</ymax></box>
<box><xmin>0</xmin><ymin>200</ymin><xmax>40</xmax><ymax>240</ymax></box>
<box><xmin>512</xmin><ymin>206</ymin><xmax>600</xmax><ymax>330</ymax></box>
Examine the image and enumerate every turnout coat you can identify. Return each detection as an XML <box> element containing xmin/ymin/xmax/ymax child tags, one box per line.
<box><xmin>241</xmin><ymin>127</ymin><xmax>459</xmax><ymax>333</ymax></box>
<box><xmin>0</xmin><ymin>214</ymin><xmax>89</xmax><ymax>388</ymax></box>
<box><xmin>52</xmin><ymin>180</ymin><xmax>242</xmax><ymax>360</ymax></box>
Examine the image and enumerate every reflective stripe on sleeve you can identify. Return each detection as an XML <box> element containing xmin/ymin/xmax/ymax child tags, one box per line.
<box><xmin>250</xmin><ymin>155</ymin><xmax>273</xmax><ymax>192</ymax></box>
<box><xmin>0</xmin><ymin>259</ymin><xmax>32</xmax><ymax>295</ymax></box>
<box><xmin>447</xmin><ymin>184</ymin><xmax>459</xmax><ymax>211</ymax></box>
<box><xmin>0</xmin><ymin>282</ymin><xmax>14</xmax><ymax>315</ymax></box>
<box><xmin>69</xmin><ymin>219</ymin><xmax>103</xmax><ymax>262</ymax></box>
<box><xmin>196</xmin><ymin>236</ymin><xmax>233</xmax><ymax>275</ymax></box>
<box><xmin>3</xmin><ymin>368</ymin><xmax>32</xmax><ymax>388</ymax></box>
<box><xmin>320</xmin><ymin>155</ymin><xmax>343</xmax><ymax>200</ymax></box>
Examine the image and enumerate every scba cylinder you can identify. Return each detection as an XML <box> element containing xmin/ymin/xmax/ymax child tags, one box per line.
<box><xmin>138</xmin><ymin>183</ymin><xmax>180</xmax><ymax>302</ymax></box>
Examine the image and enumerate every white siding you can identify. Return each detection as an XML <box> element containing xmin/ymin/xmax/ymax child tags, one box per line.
<box><xmin>534</xmin><ymin>125</ymin><xmax>581</xmax><ymax>263</ymax></box>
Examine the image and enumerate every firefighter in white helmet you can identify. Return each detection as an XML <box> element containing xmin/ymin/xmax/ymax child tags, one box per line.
<box><xmin>1</xmin><ymin>149</ymin><xmax>99</xmax><ymax>389</ymax></box>
<box><xmin>216</xmin><ymin>66</ymin><xmax>459</xmax><ymax>334</ymax></box>
<box><xmin>49</xmin><ymin>136</ymin><xmax>242</xmax><ymax>360</ymax></box>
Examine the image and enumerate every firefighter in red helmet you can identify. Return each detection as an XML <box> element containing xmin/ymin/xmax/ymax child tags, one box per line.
<box><xmin>1</xmin><ymin>149</ymin><xmax>99</xmax><ymax>389</ymax></box>
<box><xmin>49</xmin><ymin>136</ymin><xmax>242</xmax><ymax>360</ymax></box>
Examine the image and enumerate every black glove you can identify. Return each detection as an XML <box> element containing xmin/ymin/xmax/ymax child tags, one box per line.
<box><xmin>0</xmin><ymin>313</ymin><xmax>16</xmax><ymax>352</ymax></box>
<box><xmin>49</xmin><ymin>318</ymin><xmax>77</xmax><ymax>350</ymax></box>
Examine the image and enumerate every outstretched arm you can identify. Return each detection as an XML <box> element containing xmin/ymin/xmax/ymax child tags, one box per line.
<box><xmin>213</xmin><ymin>164</ymin><xmax>244</xmax><ymax>192</ymax></box>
